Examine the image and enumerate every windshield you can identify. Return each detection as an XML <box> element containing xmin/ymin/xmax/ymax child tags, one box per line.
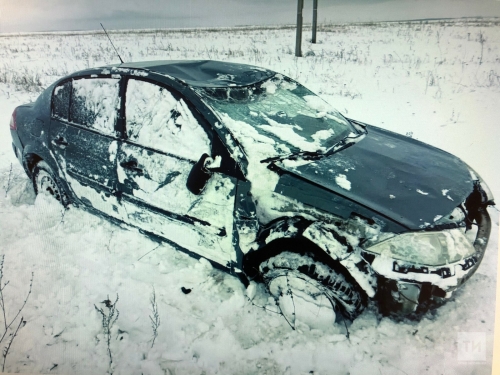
<box><xmin>196</xmin><ymin>74</ymin><xmax>354</xmax><ymax>161</ymax></box>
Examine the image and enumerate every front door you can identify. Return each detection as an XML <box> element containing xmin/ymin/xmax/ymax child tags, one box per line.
<box><xmin>117</xmin><ymin>78</ymin><xmax>237</xmax><ymax>266</ymax></box>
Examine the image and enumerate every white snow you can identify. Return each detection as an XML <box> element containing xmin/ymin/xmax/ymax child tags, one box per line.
<box><xmin>335</xmin><ymin>173</ymin><xmax>352</xmax><ymax>190</ymax></box>
<box><xmin>441</xmin><ymin>188</ymin><xmax>455</xmax><ymax>201</ymax></box>
<box><xmin>416</xmin><ymin>189</ymin><xmax>429</xmax><ymax>195</ymax></box>
<box><xmin>258</xmin><ymin>122</ymin><xmax>316</xmax><ymax>152</ymax></box>
<box><xmin>213</xmin><ymin>112</ymin><xmax>281</xmax><ymax>216</ymax></box>
<box><xmin>261</xmin><ymin>79</ymin><xmax>277</xmax><ymax>94</ymax></box>
<box><xmin>108</xmin><ymin>140</ymin><xmax>117</xmax><ymax>162</ymax></box>
<box><xmin>311</xmin><ymin>128</ymin><xmax>335</xmax><ymax>143</ymax></box>
<box><xmin>204</xmin><ymin>155</ymin><xmax>222</xmax><ymax>169</ymax></box>
<box><xmin>0</xmin><ymin>19</ymin><xmax>498</xmax><ymax>375</ymax></box>
<box><xmin>304</xmin><ymin>95</ymin><xmax>349</xmax><ymax>125</ymax></box>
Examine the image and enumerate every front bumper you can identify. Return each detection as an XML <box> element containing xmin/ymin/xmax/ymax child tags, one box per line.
<box><xmin>368</xmin><ymin>207</ymin><xmax>492</xmax><ymax>315</ymax></box>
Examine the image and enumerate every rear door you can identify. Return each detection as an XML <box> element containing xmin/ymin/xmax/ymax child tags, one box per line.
<box><xmin>117</xmin><ymin>78</ymin><xmax>237</xmax><ymax>266</ymax></box>
<box><xmin>49</xmin><ymin>76</ymin><xmax>124</xmax><ymax>220</ymax></box>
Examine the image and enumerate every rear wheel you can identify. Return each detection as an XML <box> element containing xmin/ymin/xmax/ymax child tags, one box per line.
<box><xmin>259</xmin><ymin>252</ymin><xmax>365</xmax><ymax>329</ymax></box>
<box><xmin>32</xmin><ymin>161</ymin><xmax>69</xmax><ymax>206</ymax></box>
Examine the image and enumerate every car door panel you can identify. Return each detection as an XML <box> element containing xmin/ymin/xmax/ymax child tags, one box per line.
<box><xmin>118</xmin><ymin>78</ymin><xmax>238</xmax><ymax>266</ymax></box>
<box><xmin>49</xmin><ymin>77</ymin><xmax>125</xmax><ymax>221</ymax></box>
<box><xmin>117</xmin><ymin>142</ymin><xmax>237</xmax><ymax>266</ymax></box>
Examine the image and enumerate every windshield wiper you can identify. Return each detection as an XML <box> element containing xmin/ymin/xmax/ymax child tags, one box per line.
<box><xmin>347</xmin><ymin>118</ymin><xmax>368</xmax><ymax>134</ymax></box>
<box><xmin>260</xmin><ymin>149</ymin><xmax>329</xmax><ymax>163</ymax></box>
<box><xmin>260</xmin><ymin>132</ymin><xmax>364</xmax><ymax>164</ymax></box>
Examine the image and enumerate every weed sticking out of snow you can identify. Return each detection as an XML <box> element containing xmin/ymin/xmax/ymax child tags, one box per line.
<box><xmin>148</xmin><ymin>287</ymin><xmax>160</xmax><ymax>348</ymax></box>
<box><xmin>0</xmin><ymin>256</ymin><xmax>33</xmax><ymax>372</ymax></box>
<box><xmin>94</xmin><ymin>294</ymin><xmax>120</xmax><ymax>372</ymax></box>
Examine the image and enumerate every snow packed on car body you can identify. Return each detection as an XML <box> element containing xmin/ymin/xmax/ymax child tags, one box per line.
<box><xmin>9</xmin><ymin>60</ymin><xmax>495</xmax><ymax>323</ymax></box>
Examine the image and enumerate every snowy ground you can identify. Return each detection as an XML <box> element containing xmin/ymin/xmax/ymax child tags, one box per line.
<box><xmin>0</xmin><ymin>19</ymin><xmax>499</xmax><ymax>374</ymax></box>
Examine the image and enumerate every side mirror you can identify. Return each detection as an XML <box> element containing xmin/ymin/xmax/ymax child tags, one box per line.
<box><xmin>186</xmin><ymin>154</ymin><xmax>212</xmax><ymax>195</ymax></box>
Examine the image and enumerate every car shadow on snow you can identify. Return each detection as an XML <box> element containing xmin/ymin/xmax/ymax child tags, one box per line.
<box><xmin>5</xmin><ymin>172</ymin><xmax>36</xmax><ymax>207</ymax></box>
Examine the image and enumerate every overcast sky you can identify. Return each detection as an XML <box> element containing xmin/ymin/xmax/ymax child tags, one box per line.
<box><xmin>1</xmin><ymin>0</ymin><xmax>500</xmax><ymax>33</ymax></box>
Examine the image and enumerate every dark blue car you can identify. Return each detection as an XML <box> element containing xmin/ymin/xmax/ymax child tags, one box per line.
<box><xmin>9</xmin><ymin>60</ymin><xmax>494</xmax><ymax>325</ymax></box>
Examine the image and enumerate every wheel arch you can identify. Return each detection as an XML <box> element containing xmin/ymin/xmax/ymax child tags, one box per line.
<box><xmin>23</xmin><ymin>152</ymin><xmax>43</xmax><ymax>177</ymax></box>
<box><xmin>27</xmin><ymin>154</ymin><xmax>72</xmax><ymax>206</ymax></box>
<box><xmin>243</xmin><ymin>235</ymin><xmax>370</xmax><ymax>312</ymax></box>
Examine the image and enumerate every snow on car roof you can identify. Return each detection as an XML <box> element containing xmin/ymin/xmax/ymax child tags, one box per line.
<box><xmin>113</xmin><ymin>60</ymin><xmax>275</xmax><ymax>87</ymax></box>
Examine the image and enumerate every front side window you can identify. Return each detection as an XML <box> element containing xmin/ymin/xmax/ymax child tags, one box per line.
<box><xmin>52</xmin><ymin>81</ymin><xmax>71</xmax><ymax>120</ymax></box>
<box><xmin>70</xmin><ymin>77</ymin><xmax>120</xmax><ymax>137</ymax></box>
<box><xmin>125</xmin><ymin>79</ymin><xmax>210</xmax><ymax>160</ymax></box>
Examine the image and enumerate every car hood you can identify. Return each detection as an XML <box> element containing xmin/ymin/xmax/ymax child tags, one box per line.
<box><xmin>274</xmin><ymin>125</ymin><xmax>475</xmax><ymax>230</ymax></box>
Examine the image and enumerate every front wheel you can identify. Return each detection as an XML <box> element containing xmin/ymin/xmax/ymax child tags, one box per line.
<box><xmin>259</xmin><ymin>252</ymin><xmax>366</xmax><ymax>329</ymax></box>
<box><xmin>32</xmin><ymin>161</ymin><xmax>69</xmax><ymax>206</ymax></box>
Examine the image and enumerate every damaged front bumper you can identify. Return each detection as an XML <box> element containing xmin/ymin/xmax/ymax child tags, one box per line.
<box><xmin>366</xmin><ymin>207</ymin><xmax>492</xmax><ymax>315</ymax></box>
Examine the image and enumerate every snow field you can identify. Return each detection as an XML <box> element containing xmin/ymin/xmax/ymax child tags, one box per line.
<box><xmin>0</xmin><ymin>19</ymin><xmax>498</xmax><ymax>374</ymax></box>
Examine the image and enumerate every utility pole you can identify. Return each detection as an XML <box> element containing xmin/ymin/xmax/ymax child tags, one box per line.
<box><xmin>312</xmin><ymin>0</ymin><xmax>318</xmax><ymax>44</ymax></box>
<box><xmin>295</xmin><ymin>0</ymin><xmax>304</xmax><ymax>57</ymax></box>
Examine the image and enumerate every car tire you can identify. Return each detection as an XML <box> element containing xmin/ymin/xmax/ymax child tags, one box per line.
<box><xmin>259</xmin><ymin>251</ymin><xmax>365</xmax><ymax>327</ymax></box>
<box><xmin>32</xmin><ymin>161</ymin><xmax>69</xmax><ymax>206</ymax></box>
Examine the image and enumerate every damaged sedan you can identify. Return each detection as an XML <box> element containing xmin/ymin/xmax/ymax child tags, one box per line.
<box><xmin>9</xmin><ymin>60</ymin><xmax>494</xmax><ymax>325</ymax></box>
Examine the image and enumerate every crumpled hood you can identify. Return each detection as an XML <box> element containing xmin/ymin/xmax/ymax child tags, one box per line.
<box><xmin>275</xmin><ymin>125</ymin><xmax>475</xmax><ymax>230</ymax></box>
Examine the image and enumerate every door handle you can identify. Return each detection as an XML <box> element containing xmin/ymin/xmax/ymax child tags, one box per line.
<box><xmin>52</xmin><ymin>136</ymin><xmax>68</xmax><ymax>148</ymax></box>
<box><xmin>120</xmin><ymin>160</ymin><xmax>143</xmax><ymax>174</ymax></box>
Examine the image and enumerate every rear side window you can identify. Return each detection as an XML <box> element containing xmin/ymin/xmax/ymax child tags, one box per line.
<box><xmin>52</xmin><ymin>81</ymin><xmax>71</xmax><ymax>120</ymax></box>
<box><xmin>70</xmin><ymin>78</ymin><xmax>120</xmax><ymax>137</ymax></box>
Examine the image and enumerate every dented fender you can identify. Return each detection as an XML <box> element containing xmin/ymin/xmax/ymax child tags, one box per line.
<box><xmin>244</xmin><ymin>216</ymin><xmax>378</xmax><ymax>297</ymax></box>
<box><xmin>302</xmin><ymin>221</ymin><xmax>377</xmax><ymax>297</ymax></box>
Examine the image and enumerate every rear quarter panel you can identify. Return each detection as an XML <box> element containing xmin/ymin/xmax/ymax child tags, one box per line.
<box><xmin>15</xmin><ymin>83</ymin><xmax>58</xmax><ymax>175</ymax></box>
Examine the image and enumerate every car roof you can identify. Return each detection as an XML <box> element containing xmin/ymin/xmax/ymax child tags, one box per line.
<box><xmin>111</xmin><ymin>60</ymin><xmax>275</xmax><ymax>88</ymax></box>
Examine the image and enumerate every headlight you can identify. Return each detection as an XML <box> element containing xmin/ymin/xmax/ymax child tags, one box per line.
<box><xmin>365</xmin><ymin>229</ymin><xmax>476</xmax><ymax>266</ymax></box>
